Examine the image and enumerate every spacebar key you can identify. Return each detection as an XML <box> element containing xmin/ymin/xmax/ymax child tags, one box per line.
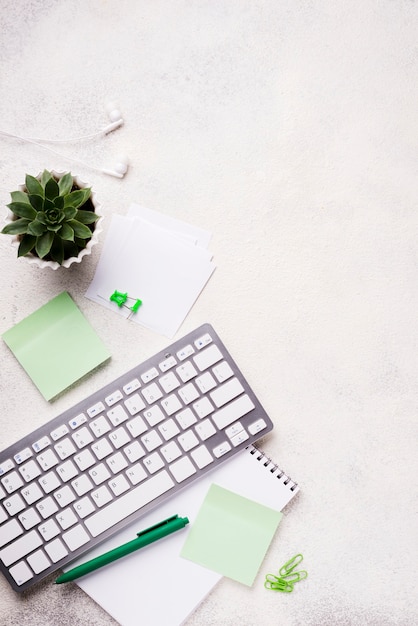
<box><xmin>85</xmin><ymin>471</ymin><xmax>175</xmax><ymax>537</ymax></box>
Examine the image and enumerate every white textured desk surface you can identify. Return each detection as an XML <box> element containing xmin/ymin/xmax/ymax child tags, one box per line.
<box><xmin>0</xmin><ymin>2</ymin><xmax>417</xmax><ymax>625</ymax></box>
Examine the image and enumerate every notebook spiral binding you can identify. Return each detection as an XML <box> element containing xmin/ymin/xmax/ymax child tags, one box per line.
<box><xmin>247</xmin><ymin>444</ymin><xmax>299</xmax><ymax>492</ymax></box>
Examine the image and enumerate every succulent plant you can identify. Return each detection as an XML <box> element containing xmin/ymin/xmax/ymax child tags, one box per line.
<box><xmin>1</xmin><ymin>170</ymin><xmax>99</xmax><ymax>265</ymax></box>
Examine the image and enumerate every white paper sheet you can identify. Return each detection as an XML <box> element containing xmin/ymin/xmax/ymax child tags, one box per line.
<box><xmin>86</xmin><ymin>209</ymin><xmax>215</xmax><ymax>338</ymax></box>
<box><xmin>72</xmin><ymin>447</ymin><xmax>299</xmax><ymax>626</ymax></box>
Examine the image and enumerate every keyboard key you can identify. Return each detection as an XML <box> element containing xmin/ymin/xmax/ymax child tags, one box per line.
<box><xmin>87</xmin><ymin>402</ymin><xmax>105</xmax><ymax>418</ymax></box>
<box><xmin>108</xmin><ymin>427</ymin><xmax>130</xmax><ymax>450</ymax></box>
<box><xmin>123</xmin><ymin>441</ymin><xmax>145</xmax><ymax>463</ymax></box>
<box><xmin>176</xmin><ymin>361</ymin><xmax>198</xmax><ymax>383</ymax></box>
<box><xmin>1</xmin><ymin>471</ymin><xmax>24</xmax><ymax>494</ymax></box>
<box><xmin>73</xmin><ymin>496</ymin><xmax>95</xmax><ymax>519</ymax></box>
<box><xmin>91</xmin><ymin>486</ymin><xmax>113</xmax><ymax>507</ymax></box>
<box><xmin>178</xmin><ymin>431</ymin><xmax>199</xmax><ymax>452</ymax></box>
<box><xmin>0</xmin><ymin>530</ymin><xmax>42</xmax><ymax>566</ymax></box>
<box><xmin>50</xmin><ymin>425</ymin><xmax>69</xmax><ymax>441</ymax></box>
<box><xmin>92</xmin><ymin>438</ymin><xmax>113</xmax><ymax>460</ymax></box>
<box><xmin>37</xmin><ymin>449</ymin><xmax>59</xmax><ymax>471</ymax></box>
<box><xmin>89</xmin><ymin>463</ymin><xmax>111</xmax><ymax>486</ymax></box>
<box><xmin>9</xmin><ymin>561</ymin><xmax>33</xmax><ymax>586</ymax></box>
<box><xmin>32</xmin><ymin>436</ymin><xmax>50</xmax><ymax>453</ymax></box>
<box><xmin>55</xmin><ymin>438</ymin><xmax>77</xmax><ymax>460</ymax></box>
<box><xmin>178</xmin><ymin>383</ymin><xmax>199</xmax><ymax>405</ymax></box>
<box><xmin>141</xmin><ymin>367</ymin><xmax>158</xmax><ymax>383</ymax></box>
<box><xmin>56</xmin><ymin>460</ymin><xmax>78</xmax><ymax>483</ymax></box>
<box><xmin>195</xmin><ymin>372</ymin><xmax>217</xmax><ymax>393</ymax></box>
<box><xmin>213</xmin><ymin>441</ymin><xmax>232</xmax><ymax>458</ymax></box>
<box><xmin>248</xmin><ymin>418</ymin><xmax>267</xmax><ymax>435</ymax></box>
<box><xmin>85</xmin><ymin>471</ymin><xmax>175</xmax><ymax>537</ymax></box>
<box><xmin>212</xmin><ymin>361</ymin><xmax>234</xmax><ymax>382</ymax></box>
<box><xmin>169</xmin><ymin>457</ymin><xmax>196</xmax><ymax>483</ymax></box>
<box><xmin>18</xmin><ymin>508</ymin><xmax>41</xmax><ymax>530</ymax></box>
<box><xmin>44</xmin><ymin>538</ymin><xmax>68</xmax><ymax>563</ymax></box>
<box><xmin>193</xmin><ymin>397</ymin><xmax>214</xmax><ymax>419</ymax></box>
<box><xmin>176</xmin><ymin>408</ymin><xmax>197</xmax><ymax>430</ymax></box>
<box><xmin>141</xmin><ymin>382</ymin><xmax>163</xmax><ymax>404</ymax></box>
<box><xmin>14</xmin><ymin>447</ymin><xmax>32</xmax><ymax>464</ymax></box>
<box><xmin>73</xmin><ymin>449</ymin><xmax>96</xmax><ymax>471</ymax></box>
<box><xmin>126</xmin><ymin>416</ymin><xmax>148</xmax><ymax>438</ymax></box>
<box><xmin>124</xmin><ymin>393</ymin><xmax>146</xmax><ymax>416</ymax></box>
<box><xmin>72</xmin><ymin>427</ymin><xmax>94</xmax><ymax>449</ymax></box>
<box><xmin>141</xmin><ymin>430</ymin><xmax>163</xmax><ymax>452</ymax></box>
<box><xmin>38</xmin><ymin>519</ymin><xmax>60</xmax><ymax>541</ymax></box>
<box><xmin>158</xmin><ymin>418</ymin><xmax>180</xmax><ymax>441</ymax></box>
<box><xmin>195</xmin><ymin>418</ymin><xmax>216</xmax><ymax>441</ymax></box>
<box><xmin>143</xmin><ymin>406</ymin><xmax>165</xmax><ymax>427</ymax></box>
<box><xmin>194</xmin><ymin>333</ymin><xmax>212</xmax><ymax>349</ymax></box>
<box><xmin>159</xmin><ymin>372</ymin><xmax>180</xmax><ymax>393</ymax></box>
<box><xmin>212</xmin><ymin>394</ymin><xmax>255</xmax><ymax>430</ymax></box>
<box><xmin>18</xmin><ymin>460</ymin><xmax>41</xmax><ymax>482</ymax></box>
<box><xmin>0</xmin><ymin>518</ymin><xmax>23</xmax><ymax>548</ymax></box>
<box><xmin>177</xmin><ymin>344</ymin><xmax>194</xmax><ymax>360</ymax></box>
<box><xmin>105</xmin><ymin>390</ymin><xmax>123</xmax><ymax>407</ymax></box>
<box><xmin>0</xmin><ymin>459</ymin><xmax>14</xmax><ymax>476</ymax></box>
<box><xmin>160</xmin><ymin>441</ymin><xmax>182</xmax><ymax>463</ymax></box>
<box><xmin>56</xmin><ymin>508</ymin><xmax>78</xmax><ymax>530</ymax></box>
<box><xmin>106</xmin><ymin>451</ymin><xmax>128</xmax><ymax>474</ymax></box>
<box><xmin>193</xmin><ymin>344</ymin><xmax>222</xmax><ymax>371</ymax></box>
<box><xmin>3</xmin><ymin>494</ymin><xmax>26</xmax><ymax>516</ymax></box>
<box><xmin>191</xmin><ymin>445</ymin><xmax>214</xmax><ymax>469</ymax></box>
<box><xmin>36</xmin><ymin>496</ymin><xmax>59</xmax><ymax>519</ymax></box>
<box><xmin>126</xmin><ymin>463</ymin><xmax>147</xmax><ymax>486</ymax></box>
<box><xmin>123</xmin><ymin>378</ymin><xmax>141</xmax><ymax>395</ymax></box>
<box><xmin>161</xmin><ymin>394</ymin><xmax>182</xmax><ymax>416</ymax></box>
<box><xmin>159</xmin><ymin>355</ymin><xmax>177</xmax><ymax>372</ymax></box>
<box><xmin>89</xmin><ymin>416</ymin><xmax>111</xmax><ymax>438</ymax></box>
<box><xmin>71</xmin><ymin>475</ymin><xmax>93</xmax><ymax>497</ymax></box>
<box><xmin>38</xmin><ymin>472</ymin><xmax>60</xmax><ymax>495</ymax></box>
<box><xmin>107</xmin><ymin>405</ymin><xmax>129</xmax><ymax>427</ymax></box>
<box><xmin>210</xmin><ymin>377</ymin><xmax>244</xmax><ymax>408</ymax></box>
<box><xmin>27</xmin><ymin>549</ymin><xmax>50</xmax><ymax>574</ymax></box>
<box><xmin>143</xmin><ymin>452</ymin><xmax>164</xmax><ymax>474</ymax></box>
<box><xmin>63</xmin><ymin>525</ymin><xmax>90</xmax><ymax>552</ymax></box>
<box><xmin>53</xmin><ymin>485</ymin><xmax>76</xmax><ymax>508</ymax></box>
<box><xmin>69</xmin><ymin>414</ymin><xmax>87</xmax><ymax>430</ymax></box>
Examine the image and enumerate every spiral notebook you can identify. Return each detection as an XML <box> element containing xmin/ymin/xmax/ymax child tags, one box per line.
<box><xmin>73</xmin><ymin>445</ymin><xmax>299</xmax><ymax>626</ymax></box>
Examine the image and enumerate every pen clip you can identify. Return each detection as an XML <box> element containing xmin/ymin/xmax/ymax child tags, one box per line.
<box><xmin>136</xmin><ymin>515</ymin><xmax>179</xmax><ymax>538</ymax></box>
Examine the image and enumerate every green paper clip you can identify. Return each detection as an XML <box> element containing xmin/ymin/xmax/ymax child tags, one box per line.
<box><xmin>264</xmin><ymin>576</ymin><xmax>294</xmax><ymax>593</ymax></box>
<box><xmin>279</xmin><ymin>553</ymin><xmax>304</xmax><ymax>577</ymax></box>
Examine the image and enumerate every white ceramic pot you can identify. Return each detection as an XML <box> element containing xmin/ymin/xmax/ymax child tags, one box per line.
<box><xmin>4</xmin><ymin>171</ymin><xmax>103</xmax><ymax>270</ymax></box>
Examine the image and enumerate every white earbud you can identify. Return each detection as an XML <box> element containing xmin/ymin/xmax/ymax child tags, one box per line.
<box><xmin>0</xmin><ymin>104</ymin><xmax>129</xmax><ymax>179</ymax></box>
<box><xmin>102</xmin><ymin>155</ymin><xmax>129</xmax><ymax>178</ymax></box>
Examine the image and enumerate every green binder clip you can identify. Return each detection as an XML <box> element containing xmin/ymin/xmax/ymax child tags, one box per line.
<box><xmin>109</xmin><ymin>290</ymin><xmax>142</xmax><ymax>317</ymax></box>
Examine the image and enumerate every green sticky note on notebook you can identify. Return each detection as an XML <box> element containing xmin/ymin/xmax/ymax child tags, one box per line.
<box><xmin>2</xmin><ymin>291</ymin><xmax>111</xmax><ymax>401</ymax></box>
<box><xmin>180</xmin><ymin>483</ymin><xmax>282</xmax><ymax>586</ymax></box>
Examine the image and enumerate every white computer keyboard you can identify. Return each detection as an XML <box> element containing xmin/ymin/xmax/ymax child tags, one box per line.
<box><xmin>0</xmin><ymin>323</ymin><xmax>273</xmax><ymax>592</ymax></box>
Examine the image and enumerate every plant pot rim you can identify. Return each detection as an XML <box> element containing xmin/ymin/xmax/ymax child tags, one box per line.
<box><xmin>4</xmin><ymin>170</ymin><xmax>103</xmax><ymax>270</ymax></box>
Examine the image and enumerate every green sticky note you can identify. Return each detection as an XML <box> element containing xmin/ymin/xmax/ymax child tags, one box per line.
<box><xmin>180</xmin><ymin>484</ymin><xmax>282</xmax><ymax>586</ymax></box>
<box><xmin>2</xmin><ymin>291</ymin><xmax>111</xmax><ymax>401</ymax></box>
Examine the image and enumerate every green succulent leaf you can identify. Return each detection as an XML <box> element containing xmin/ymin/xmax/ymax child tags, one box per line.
<box><xmin>35</xmin><ymin>231</ymin><xmax>54</xmax><ymax>258</ymax></box>
<box><xmin>76</xmin><ymin>210</ymin><xmax>99</xmax><ymax>225</ymax></box>
<box><xmin>59</xmin><ymin>223</ymin><xmax>75</xmax><ymax>241</ymax></box>
<box><xmin>11</xmin><ymin>190</ymin><xmax>31</xmax><ymax>205</ymax></box>
<box><xmin>50</xmin><ymin>236</ymin><xmax>64</xmax><ymax>265</ymax></box>
<box><xmin>68</xmin><ymin>219</ymin><xmax>92</xmax><ymax>239</ymax></box>
<box><xmin>25</xmin><ymin>175</ymin><xmax>44</xmax><ymax>197</ymax></box>
<box><xmin>17</xmin><ymin>234</ymin><xmax>36</xmax><ymax>257</ymax></box>
<box><xmin>63</xmin><ymin>206</ymin><xmax>77</xmax><ymax>220</ymax></box>
<box><xmin>40</xmin><ymin>170</ymin><xmax>53</xmax><ymax>186</ymax></box>
<box><xmin>1</xmin><ymin>218</ymin><xmax>31</xmax><ymax>235</ymax></box>
<box><xmin>29</xmin><ymin>194</ymin><xmax>44</xmax><ymax>212</ymax></box>
<box><xmin>64</xmin><ymin>188</ymin><xmax>91</xmax><ymax>210</ymax></box>
<box><xmin>45</xmin><ymin>177</ymin><xmax>59</xmax><ymax>201</ymax></box>
<box><xmin>54</xmin><ymin>195</ymin><xmax>64</xmax><ymax>210</ymax></box>
<box><xmin>6</xmin><ymin>202</ymin><xmax>37</xmax><ymax>220</ymax></box>
<box><xmin>58</xmin><ymin>172</ymin><xmax>73</xmax><ymax>196</ymax></box>
<box><xmin>27</xmin><ymin>220</ymin><xmax>47</xmax><ymax>236</ymax></box>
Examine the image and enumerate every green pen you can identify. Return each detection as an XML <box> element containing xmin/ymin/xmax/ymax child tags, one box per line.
<box><xmin>55</xmin><ymin>514</ymin><xmax>189</xmax><ymax>584</ymax></box>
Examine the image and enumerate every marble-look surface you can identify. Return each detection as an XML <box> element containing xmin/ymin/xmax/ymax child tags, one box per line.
<box><xmin>0</xmin><ymin>1</ymin><xmax>417</xmax><ymax>625</ymax></box>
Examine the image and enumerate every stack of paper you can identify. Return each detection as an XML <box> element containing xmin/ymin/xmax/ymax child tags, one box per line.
<box><xmin>86</xmin><ymin>205</ymin><xmax>216</xmax><ymax>338</ymax></box>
